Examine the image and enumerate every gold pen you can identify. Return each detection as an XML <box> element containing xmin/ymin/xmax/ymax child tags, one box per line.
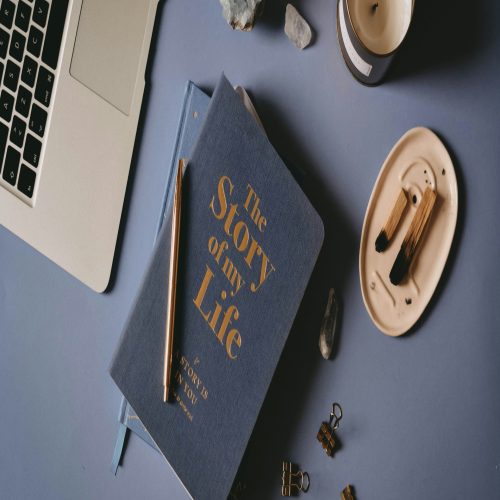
<box><xmin>163</xmin><ymin>158</ymin><xmax>185</xmax><ymax>402</ymax></box>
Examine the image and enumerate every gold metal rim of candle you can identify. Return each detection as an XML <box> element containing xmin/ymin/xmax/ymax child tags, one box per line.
<box><xmin>342</xmin><ymin>0</ymin><xmax>416</xmax><ymax>57</ymax></box>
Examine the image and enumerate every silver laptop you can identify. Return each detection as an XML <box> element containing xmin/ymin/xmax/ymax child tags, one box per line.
<box><xmin>0</xmin><ymin>0</ymin><xmax>159</xmax><ymax>292</ymax></box>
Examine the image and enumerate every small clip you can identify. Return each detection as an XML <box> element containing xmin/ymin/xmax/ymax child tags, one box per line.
<box><xmin>317</xmin><ymin>402</ymin><xmax>342</xmax><ymax>456</ymax></box>
<box><xmin>281</xmin><ymin>461</ymin><xmax>310</xmax><ymax>496</ymax></box>
<box><xmin>341</xmin><ymin>484</ymin><xmax>356</xmax><ymax>500</ymax></box>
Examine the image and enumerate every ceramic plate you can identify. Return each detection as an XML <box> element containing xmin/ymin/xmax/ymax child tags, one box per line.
<box><xmin>359</xmin><ymin>127</ymin><xmax>458</xmax><ymax>336</ymax></box>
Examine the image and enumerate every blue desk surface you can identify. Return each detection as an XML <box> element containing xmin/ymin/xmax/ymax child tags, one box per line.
<box><xmin>1</xmin><ymin>1</ymin><xmax>499</xmax><ymax>499</ymax></box>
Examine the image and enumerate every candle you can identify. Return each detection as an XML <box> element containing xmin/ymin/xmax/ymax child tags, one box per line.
<box><xmin>337</xmin><ymin>0</ymin><xmax>414</xmax><ymax>85</ymax></box>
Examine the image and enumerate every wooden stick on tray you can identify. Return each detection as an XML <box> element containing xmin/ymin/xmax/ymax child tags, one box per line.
<box><xmin>389</xmin><ymin>187</ymin><xmax>437</xmax><ymax>286</ymax></box>
<box><xmin>375</xmin><ymin>188</ymin><xmax>408</xmax><ymax>253</ymax></box>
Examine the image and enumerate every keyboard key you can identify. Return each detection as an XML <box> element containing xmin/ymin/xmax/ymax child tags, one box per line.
<box><xmin>0</xmin><ymin>89</ymin><xmax>14</xmax><ymax>122</ymax></box>
<box><xmin>0</xmin><ymin>27</ymin><xmax>8</xmax><ymax>58</ymax></box>
<box><xmin>27</xmin><ymin>25</ymin><xmax>43</xmax><ymax>58</ymax></box>
<box><xmin>4</xmin><ymin>59</ymin><xmax>19</xmax><ymax>92</ymax></box>
<box><xmin>0</xmin><ymin>0</ymin><xmax>15</xmax><ymax>29</ymax></box>
<box><xmin>16</xmin><ymin>85</ymin><xmax>32</xmax><ymax>117</ymax></box>
<box><xmin>9</xmin><ymin>30</ymin><xmax>26</xmax><ymax>62</ymax></box>
<box><xmin>23</xmin><ymin>133</ymin><xmax>40</xmax><ymax>167</ymax></box>
<box><xmin>42</xmin><ymin>0</ymin><xmax>69</xmax><ymax>69</ymax></box>
<box><xmin>15</xmin><ymin>1</ymin><xmax>32</xmax><ymax>32</ymax></box>
<box><xmin>21</xmin><ymin>55</ymin><xmax>37</xmax><ymax>87</ymax></box>
<box><xmin>35</xmin><ymin>66</ymin><xmax>54</xmax><ymax>107</ymax></box>
<box><xmin>2</xmin><ymin>146</ymin><xmax>19</xmax><ymax>185</ymax></box>
<box><xmin>0</xmin><ymin>61</ymin><xmax>3</xmax><ymax>83</ymax></box>
<box><xmin>29</xmin><ymin>103</ymin><xmax>46</xmax><ymax>137</ymax></box>
<box><xmin>10</xmin><ymin>115</ymin><xmax>26</xmax><ymax>147</ymax></box>
<box><xmin>33</xmin><ymin>0</ymin><xmax>49</xmax><ymax>28</ymax></box>
<box><xmin>17</xmin><ymin>164</ymin><xmax>36</xmax><ymax>197</ymax></box>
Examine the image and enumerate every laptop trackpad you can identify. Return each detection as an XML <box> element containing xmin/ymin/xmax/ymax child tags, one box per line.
<box><xmin>70</xmin><ymin>0</ymin><xmax>151</xmax><ymax>116</ymax></box>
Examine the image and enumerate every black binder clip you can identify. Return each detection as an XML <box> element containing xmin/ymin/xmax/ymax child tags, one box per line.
<box><xmin>281</xmin><ymin>461</ymin><xmax>310</xmax><ymax>496</ymax></box>
<box><xmin>317</xmin><ymin>402</ymin><xmax>342</xmax><ymax>456</ymax></box>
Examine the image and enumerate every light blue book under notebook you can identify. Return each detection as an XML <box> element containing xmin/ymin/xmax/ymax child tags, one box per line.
<box><xmin>111</xmin><ymin>81</ymin><xmax>211</xmax><ymax>473</ymax></box>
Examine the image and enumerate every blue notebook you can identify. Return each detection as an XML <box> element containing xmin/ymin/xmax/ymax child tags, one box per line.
<box><xmin>111</xmin><ymin>81</ymin><xmax>211</xmax><ymax>473</ymax></box>
<box><xmin>110</xmin><ymin>74</ymin><xmax>324</xmax><ymax>499</ymax></box>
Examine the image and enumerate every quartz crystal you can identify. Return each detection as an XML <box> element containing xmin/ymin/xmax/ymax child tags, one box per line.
<box><xmin>219</xmin><ymin>0</ymin><xmax>265</xmax><ymax>31</ymax></box>
<box><xmin>319</xmin><ymin>288</ymin><xmax>338</xmax><ymax>360</ymax></box>
<box><xmin>284</xmin><ymin>4</ymin><xmax>312</xmax><ymax>50</ymax></box>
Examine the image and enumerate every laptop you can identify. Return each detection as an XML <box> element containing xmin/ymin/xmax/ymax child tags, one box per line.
<box><xmin>0</xmin><ymin>0</ymin><xmax>159</xmax><ymax>292</ymax></box>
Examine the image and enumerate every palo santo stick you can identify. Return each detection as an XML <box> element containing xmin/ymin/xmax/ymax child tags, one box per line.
<box><xmin>389</xmin><ymin>187</ymin><xmax>437</xmax><ymax>286</ymax></box>
<box><xmin>375</xmin><ymin>188</ymin><xmax>408</xmax><ymax>252</ymax></box>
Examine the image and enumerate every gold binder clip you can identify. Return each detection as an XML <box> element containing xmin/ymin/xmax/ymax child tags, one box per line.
<box><xmin>317</xmin><ymin>402</ymin><xmax>342</xmax><ymax>456</ymax></box>
<box><xmin>341</xmin><ymin>484</ymin><xmax>356</xmax><ymax>500</ymax></box>
<box><xmin>281</xmin><ymin>461</ymin><xmax>310</xmax><ymax>496</ymax></box>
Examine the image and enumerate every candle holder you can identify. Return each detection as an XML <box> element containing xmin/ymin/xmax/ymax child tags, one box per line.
<box><xmin>336</xmin><ymin>0</ymin><xmax>415</xmax><ymax>85</ymax></box>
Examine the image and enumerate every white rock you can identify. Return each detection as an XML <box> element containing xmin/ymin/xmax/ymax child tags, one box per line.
<box><xmin>284</xmin><ymin>4</ymin><xmax>312</xmax><ymax>50</ymax></box>
<box><xmin>219</xmin><ymin>0</ymin><xmax>265</xmax><ymax>31</ymax></box>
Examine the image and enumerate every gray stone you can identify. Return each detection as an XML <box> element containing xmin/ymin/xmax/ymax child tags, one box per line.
<box><xmin>284</xmin><ymin>4</ymin><xmax>312</xmax><ymax>50</ymax></box>
<box><xmin>219</xmin><ymin>0</ymin><xmax>265</xmax><ymax>31</ymax></box>
<box><xmin>319</xmin><ymin>288</ymin><xmax>339</xmax><ymax>360</ymax></box>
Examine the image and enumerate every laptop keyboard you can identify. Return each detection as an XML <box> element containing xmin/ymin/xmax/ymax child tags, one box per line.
<box><xmin>0</xmin><ymin>0</ymin><xmax>68</xmax><ymax>203</ymax></box>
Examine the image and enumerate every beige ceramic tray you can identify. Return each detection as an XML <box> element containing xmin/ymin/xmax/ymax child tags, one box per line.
<box><xmin>359</xmin><ymin>127</ymin><xmax>458</xmax><ymax>336</ymax></box>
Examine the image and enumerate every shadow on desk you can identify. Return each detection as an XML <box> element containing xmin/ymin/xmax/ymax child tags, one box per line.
<box><xmin>390</xmin><ymin>0</ymin><xmax>489</xmax><ymax>82</ymax></box>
